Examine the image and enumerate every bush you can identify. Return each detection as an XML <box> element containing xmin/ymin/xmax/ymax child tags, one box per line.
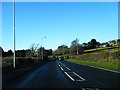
<box><xmin>2</xmin><ymin>57</ymin><xmax>42</xmax><ymax>68</ymax></box>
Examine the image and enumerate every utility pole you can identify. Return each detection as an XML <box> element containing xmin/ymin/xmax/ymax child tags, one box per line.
<box><xmin>13</xmin><ymin>0</ymin><xmax>16</xmax><ymax>68</ymax></box>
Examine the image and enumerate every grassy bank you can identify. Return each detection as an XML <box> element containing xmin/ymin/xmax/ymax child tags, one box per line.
<box><xmin>66</xmin><ymin>47</ymin><xmax>120</xmax><ymax>72</ymax></box>
<box><xmin>69</xmin><ymin>49</ymin><xmax>120</xmax><ymax>63</ymax></box>
<box><xmin>66</xmin><ymin>59</ymin><xmax>119</xmax><ymax>72</ymax></box>
<box><xmin>83</xmin><ymin>47</ymin><xmax>120</xmax><ymax>53</ymax></box>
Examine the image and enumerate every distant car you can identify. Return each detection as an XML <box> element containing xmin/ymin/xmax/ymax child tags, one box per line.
<box><xmin>52</xmin><ymin>57</ymin><xmax>57</xmax><ymax>61</ymax></box>
<box><xmin>59</xmin><ymin>57</ymin><xmax>64</xmax><ymax>61</ymax></box>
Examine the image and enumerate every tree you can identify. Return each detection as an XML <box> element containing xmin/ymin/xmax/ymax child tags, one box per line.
<box><xmin>7</xmin><ymin>49</ymin><xmax>13</xmax><ymax>56</ymax></box>
<box><xmin>82</xmin><ymin>43</ymin><xmax>88</xmax><ymax>50</ymax></box>
<box><xmin>58</xmin><ymin>45</ymin><xmax>69</xmax><ymax>55</ymax></box>
<box><xmin>0</xmin><ymin>47</ymin><xmax>4</xmax><ymax>57</ymax></box>
<box><xmin>88</xmin><ymin>39</ymin><xmax>99</xmax><ymax>49</ymax></box>
<box><xmin>37</xmin><ymin>47</ymin><xmax>48</xmax><ymax>59</ymax></box>
<box><xmin>117</xmin><ymin>39</ymin><xmax>120</xmax><ymax>47</ymax></box>
<box><xmin>69</xmin><ymin>38</ymin><xmax>83</xmax><ymax>55</ymax></box>
<box><xmin>52</xmin><ymin>49</ymin><xmax>59</xmax><ymax>56</ymax></box>
<box><xmin>46</xmin><ymin>49</ymin><xmax>53</xmax><ymax>56</ymax></box>
<box><xmin>16</xmin><ymin>50</ymin><xmax>26</xmax><ymax>57</ymax></box>
<box><xmin>25</xmin><ymin>49</ymin><xmax>33</xmax><ymax>57</ymax></box>
<box><xmin>30</xmin><ymin>43</ymin><xmax>39</xmax><ymax>57</ymax></box>
<box><xmin>37</xmin><ymin>47</ymin><xmax>52</xmax><ymax>60</ymax></box>
<box><xmin>53</xmin><ymin>44</ymin><xmax>69</xmax><ymax>56</ymax></box>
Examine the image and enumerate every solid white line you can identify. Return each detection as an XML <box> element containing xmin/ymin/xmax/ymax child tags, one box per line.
<box><xmin>64</xmin><ymin>72</ymin><xmax>75</xmax><ymax>81</ymax></box>
<box><xmin>73</xmin><ymin>72</ymin><xmax>86</xmax><ymax>81</ymax></box>
<box><xmin>66</xmin><ymin>67</ymin><xmax>71</xmax><ymax>70</ymax></box>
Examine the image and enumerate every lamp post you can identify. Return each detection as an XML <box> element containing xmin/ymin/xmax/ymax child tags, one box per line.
<box><xmin>41</xmin><ymin>37</ymin><xmax>46</xmax><ymax>60</ymax></box>
<box><xmin>77</xmin><ymin>43</ymin><xmax>79</xmax><ymax>55</ymax></box>
<box><xmin>13</xmin><ymin>0</ymin><xmax>16</xmax><ymax>68</ymax></box>
<box><xmin>76</xmin><ymin>38</ymin><xmax>79</xmax><ymax>55</ymax></box>
<box><xmin>62</xmin><ymin>45</ymin><xmax>65</xmax><ymax>55</ymax></box>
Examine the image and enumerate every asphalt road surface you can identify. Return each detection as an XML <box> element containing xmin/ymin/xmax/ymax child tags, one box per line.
<box><xmin>3</xmin><ymin>60</ymin><xmax>120</xmax><ymax>89</ymax></box>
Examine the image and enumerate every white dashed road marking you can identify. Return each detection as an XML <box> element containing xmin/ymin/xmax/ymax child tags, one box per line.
<box><xmin>60</xmin><ymin>67</ymin><xmax>64</xmax><ymax>71</ymax></box>
<box><xmin>73</xmin><ymin>72</ymin><xmax>86</xmax><ymax>81</ymax></box>
<box><xmin>64</xmin><ymin>72</ymin><xmax>75</xmax><ymax>81</ymax></box>
<box><xmin>66</xmin><ymin>67</ymin><xmax>71</xmax><ymax>70</ymax></box>
<box><xmin>58</xmin><ymin>61</ymin><xmax>86</xmax><ymax>82</ymax></box>
<box><xmin>58</xmin><ymin>64</ymin><xmax>60</xmax><ymax>67</ymax></box>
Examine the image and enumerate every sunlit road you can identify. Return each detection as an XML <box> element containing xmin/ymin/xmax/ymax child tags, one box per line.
<box><xmin>3</xmin><ymin>60</ymin><xmax>120</xmax><ymax>89</ymax></box>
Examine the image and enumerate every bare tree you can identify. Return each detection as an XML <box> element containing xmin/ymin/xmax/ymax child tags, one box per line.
<box><xmin>70</xmin><ymin>38</ymin><xmax>83</xmax><ymax>55</ymax></box>
<box><xmin>30</xmin><ymin>43</ymin><xmax>39</xmax><ymax>57</ymax></box>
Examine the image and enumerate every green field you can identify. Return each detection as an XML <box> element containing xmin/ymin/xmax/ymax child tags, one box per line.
<box><xmin>66</xmin><ymin>59</ymin><xmax>119</xmax><ymax>72</ymax></box>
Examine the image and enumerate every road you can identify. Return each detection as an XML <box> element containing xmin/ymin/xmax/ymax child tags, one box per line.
<box><xmin>3</xmin><ymin>60</ymin><xmax>120</xmax><ymax>89</ymax></box>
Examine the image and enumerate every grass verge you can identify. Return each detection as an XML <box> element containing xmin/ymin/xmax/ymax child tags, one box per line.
<box><xmin>66</xmin><ymin>59</ymin><xmax>119</xmax><ymax>72</ymax></box>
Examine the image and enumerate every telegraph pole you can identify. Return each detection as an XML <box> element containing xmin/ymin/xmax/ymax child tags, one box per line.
<box><xmin>13</xmin><ymin>0</ymin><xmax>16</xmax><ymax>68</ymax></box>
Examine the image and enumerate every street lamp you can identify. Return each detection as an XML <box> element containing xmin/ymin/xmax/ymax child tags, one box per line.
<box><xmin>77</xmin><ymin>43</ymin><xmax>79</xmax><ymax>55</ymax></box>
<box><xmin>13</xmin><ymin>0</ymin><xmax>16</xmax><ymax>68</ymax></box>
<box><xmin>76</xmin><ymin>38</ymin><xmax>79</xmax><ymax>55</ymax></box>
<box><xmin>41</xmin><ymin>37</ymin><xmax>46</xmax><ymax>60</ymax></box>
<box><xmin>62</xmin><ymin>45</ymin><xmax>65</xmax><ymax>55</ymax></box>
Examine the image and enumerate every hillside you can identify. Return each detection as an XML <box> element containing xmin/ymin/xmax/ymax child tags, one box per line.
<box><xmin>66</xmin><ymin>47</ymin><xmax>120</xmax><ymax>72</ymax></box>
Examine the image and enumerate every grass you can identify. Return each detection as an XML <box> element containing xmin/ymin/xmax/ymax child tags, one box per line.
<box><xmin>102</xmin><ymin>47</ymin><xmax>120</xmax><ymax>52</ymax></box>
<box><xmin>83</xmin><ymin>47</ymin><xmax>112</xmax><ymax>52</ymax></box>
<box><xmin>83</xmin><ymin>47</ymin><xmax>120</xmax><ymax>53</ymax></box>
<box><xmin>66</xmin><ymin>59</ymin><xmax>119</xmax><ymax>72</ymax></box>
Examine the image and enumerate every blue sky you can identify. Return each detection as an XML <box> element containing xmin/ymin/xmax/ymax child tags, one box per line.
<box><xmin>2</xmin><ymin>2</ymin><xmax>118</xmax><ymax>51</ymax></box>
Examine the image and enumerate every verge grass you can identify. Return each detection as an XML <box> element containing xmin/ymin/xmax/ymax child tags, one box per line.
<box><xmin>66</xmin><ymin>59</ymin><xmax>119</xmax><ymax>72</ymax></box>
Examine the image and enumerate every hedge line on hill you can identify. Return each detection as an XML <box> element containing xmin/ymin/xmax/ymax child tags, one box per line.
<box><xmin>2</xmin><ymin>57</ymin><xmax>44</xmax><ymax>68</ymax></box>
<box><xmin>68</xmin><ymin>51</ymin><xmax>120</xmax><ymax>63</ymax></box>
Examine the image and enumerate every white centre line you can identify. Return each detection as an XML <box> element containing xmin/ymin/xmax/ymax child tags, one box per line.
<box><xmin>64</xmin><ymin>72</ymin><xmax>75</xmax><ymax>81</ymax></box>
<box><xmin>58</xmin><ymin>61</ymin><xmax>86</xmax><ymax>82</ymax></box>
<box><xmin>59</xmin><ymin>61</ymin><xmax>65</xmax><ymax>66</ymax></box>
<box><xmin>58</xmin><ymin>65</ymin><xmax>61</xmax><ymax>67</ymax></box>
<box><xmin>58</xmin><ymin>64</ymin><xmax>64</xmax><ymax>71</ymax></box>
<box><xmin>66</xmin><ymin>67</ymin><xmax>71</xmax><ymax>70</ymax></box>
<box><xmin>60</xmin><ymin>67</ymin><xmax>64</xmax><ymax>71</ymax></box>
